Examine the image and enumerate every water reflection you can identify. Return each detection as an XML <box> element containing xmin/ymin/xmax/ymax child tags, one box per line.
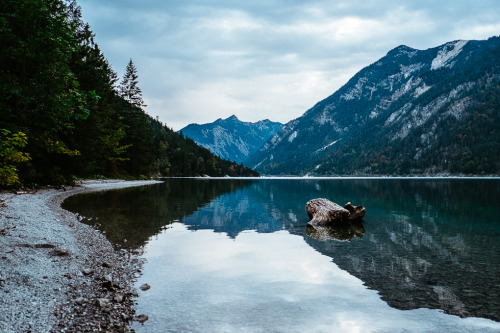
<box><xmin>63</xmin><ymin>178</ymin><xmax>500</xmax><ymax>323</ymax></box>
<box><xmin>62</xmin><ymin>179</ymin><xmax>254</xmax><ymax>250</ymax></box>
<box><xmin>254</xmin><ymin>179</ymin><xmax>500</xmax><ymax>322</ymax></box>
<box><xmin>181</xmin><ymin>185</ymin><xmax>283</xmax><ymax>237</ymax></box>
<box><xmin>132</xmin><ymin>223</ymin><xmax>499</xmax><ymax>333</ymax></box>
<box><xmin>306</xmin><ymin>222</ymin><xmax>365</xmax><ymax>241</ymax></box>
<box><xmin>310</xmin><ymin>180</ymin><xmax>500</xmax><ymax>322</ymax></box>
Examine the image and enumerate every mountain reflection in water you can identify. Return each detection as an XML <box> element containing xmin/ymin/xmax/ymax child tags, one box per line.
<box><xmin>63</xmin><ymin>178</ymin><xmax>500</xmax><ymax>322</ymax></box>
<box><xmin>62</xmin><ymin>179</ymin><xmax>254</xmax><ymax>251</ymax></box>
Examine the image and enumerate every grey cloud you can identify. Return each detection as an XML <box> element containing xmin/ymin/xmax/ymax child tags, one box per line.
<box><xmin>81</xmin><ymin>0</ymin><xmax>500</xmax><ymax>130</ymax></box>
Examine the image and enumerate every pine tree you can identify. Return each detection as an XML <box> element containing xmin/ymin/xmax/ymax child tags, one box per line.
<box><xmin>116</xmin><ymin>59</ymin><xmax>153</xmax><ymax>175</ymax></box>
<box><xmin>119</xmin><ymin>59</ymin><xmax>146</xmax><ymax>109</ymax></box>
<box><xmin>0</xmin><ymin>1</ymin><xmax>259</xmax><ymax>186</ymax></box>
<box><xmin>0</xmin><ymin>0</ymin><xmax>90</xmax><ymax>184</ymax></box>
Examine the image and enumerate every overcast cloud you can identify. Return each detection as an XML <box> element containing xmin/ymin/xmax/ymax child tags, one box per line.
<box><xmin>81</xmin><ymin>0</ymin><xmax>500</xmax><ymax>130</ymax></box>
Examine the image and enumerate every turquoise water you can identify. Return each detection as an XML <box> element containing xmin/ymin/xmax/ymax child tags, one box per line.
<box><xmin>63</xmin><ymin>178</ymin><xmax>500</xmax><ymax>332</ymax></box>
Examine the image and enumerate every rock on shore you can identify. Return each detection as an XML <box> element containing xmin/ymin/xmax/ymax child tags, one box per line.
<box><xmin>0</xmin><ymin>180</ymin><xmax>161</xmax><ymax>332</ymax></box>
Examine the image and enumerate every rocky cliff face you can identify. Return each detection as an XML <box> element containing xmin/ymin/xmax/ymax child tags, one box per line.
<box><xmin>247</xmin><ymin>36</ymin><xmax>500</xmax><ymax>175</ymax></box>
<box><xmin>180</xmin><ymin>115</ymin><xmax>282</xmax><ymax>164</ymax></box>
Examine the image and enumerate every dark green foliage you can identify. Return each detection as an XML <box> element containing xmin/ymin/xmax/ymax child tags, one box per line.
<box><xmin>0</xmin><ymin>130</ymin><xmax>30</xmax><ymax>186</ymax></box>
<box><xmin>119</xmin><ymin>59</ymin><xmax>146</xmax><ymax>109</ymax></box>
<box><xmin>1</xmin><ymin>0</ymin><xmax>92</xmax><ymax>184</ymax></box>
<box><xmin>0</xmin><ymin>0</ymin><xmax>258</xmax><ymax>186</ymax></box>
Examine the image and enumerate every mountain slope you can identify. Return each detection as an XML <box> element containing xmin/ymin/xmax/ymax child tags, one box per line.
<box><xmin>247</xmin><ymin>36</ymin><xmax>500</xmax><ymax>176</ymax></box>
<box><xmin>180</xmin><ymin>115</ymin><xmax>283</xmax><ymax>164</ymax></box>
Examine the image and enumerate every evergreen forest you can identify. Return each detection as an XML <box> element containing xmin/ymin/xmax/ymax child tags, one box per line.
<box><xmin>0</xmin><ymin>0</ymin><xmax>258</xmax><ymax>187</ymax></box>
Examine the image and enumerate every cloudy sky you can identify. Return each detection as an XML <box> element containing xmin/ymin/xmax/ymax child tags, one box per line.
<box><xmin>81</xmin><ymin>0</ymin><xmax>500</xmax><ymax>131</ymax></box>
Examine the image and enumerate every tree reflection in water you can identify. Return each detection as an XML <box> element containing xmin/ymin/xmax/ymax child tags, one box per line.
<box><xmin>62</xmin><ymin>179</ymin><xmax>254</xmax><ymax>251</ymax></box>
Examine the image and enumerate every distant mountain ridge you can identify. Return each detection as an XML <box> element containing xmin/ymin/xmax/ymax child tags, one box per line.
<box><xmin>247</xmin><ymin>36</ymin><xmax>500</xmax><ymax>176</ymax></box>
<box><xmin>180</xmin><ymin>115</ymin><xmax>283</xmax><ymax>164</ymax></box>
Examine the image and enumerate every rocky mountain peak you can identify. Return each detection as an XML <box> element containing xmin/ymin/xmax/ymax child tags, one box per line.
<box><xmin>246</xmin><ymin>36</ymin><xmax>500</xmax><ymax>176</ymax></box>
<box><xmin>180</xmin><ymin>116</ymin><xmax>283</xmax><ymax>164</ymax></box>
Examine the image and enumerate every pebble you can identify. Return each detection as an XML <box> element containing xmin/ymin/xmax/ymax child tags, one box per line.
<box><xmin>140</xmin><ymin>283</ymin><xmax>150</xmax><ymax>291</ymax></box>
<box><xmin>135</xmin><ymin>314</ymin><xmax>149</xmax><ymax>324</ymax></box>
<box><xmin>121</xmin><ymin>312</ymin><xmax>130</xmax><ymax>321</ymax></box>
<box><xmin>114</xmin><ymin>293</ymin><xmax>125</xmax><ymax>303</ymax></box>
<box><xmin>101</xmin><ymin>280</ymin><xmax>114</xmax><ymax>291</ymax></box>
<box><xmin>0</xmin><ymin>181</ymin><xmax>160</xmax><ymax>332</ymax></box>
<box><xmin>96</xmin><ymin>298</ymin><xmax>111</xmax><ymax>308</ymax></box>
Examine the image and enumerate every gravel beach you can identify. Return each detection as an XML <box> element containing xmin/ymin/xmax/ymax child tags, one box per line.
<box><xmin>0</xmin><ymin>180</ymin><xmax>162</xmax><ymax>332</ymax></box>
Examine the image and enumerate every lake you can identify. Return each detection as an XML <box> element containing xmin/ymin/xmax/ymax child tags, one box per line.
<box><xmin>62</xmin><ymin>178</ymin><xmax>500</xmax><ymax>332</ymax></box>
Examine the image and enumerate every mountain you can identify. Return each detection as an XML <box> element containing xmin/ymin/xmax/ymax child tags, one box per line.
<box><xmin>180</xmin><ymin>115</ymin><xmax>283</xmax><ymax>164</ymax></box>
<box><xmin>247</xmin><ymin>36</ymin><xmax>500</xmax><ymax>176</ymax></box>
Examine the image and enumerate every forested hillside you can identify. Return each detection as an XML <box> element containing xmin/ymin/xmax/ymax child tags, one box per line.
<box><xmin>248</xmin><ymin>37</ymin><xmax>500</xmax><ymax>176</ymax></box>
<box><xmin>0</xmin><ymin>0</ymin><xmax>258</xmax><ymax>187</ymax></box>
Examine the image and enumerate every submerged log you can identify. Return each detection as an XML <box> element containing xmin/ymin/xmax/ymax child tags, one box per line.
<box><xmin>306</xmin><ymin>198</ymin><xmax>365</xmax><ymax>226</ymax></box>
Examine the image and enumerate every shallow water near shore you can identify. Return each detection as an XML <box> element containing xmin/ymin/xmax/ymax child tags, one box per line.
<box><xmin>62</xmin><ymin>178</ymin><xmax>500</xmax><ymax>332</ymax></box>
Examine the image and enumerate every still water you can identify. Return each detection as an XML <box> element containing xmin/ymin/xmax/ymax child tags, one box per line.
<box><xmin>62</xmin><ymin>178</ymin><xmax>500</xmax><ymax>332</ymax></box>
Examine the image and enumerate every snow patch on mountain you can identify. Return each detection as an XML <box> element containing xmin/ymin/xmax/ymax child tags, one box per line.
<box><xmin>314</xmin><ymin>140</ymin><xmax>340</xmax><ymax>154</ymax></box>
<box><xmin>401</xmin><ymin>63</ymin><xmax>424</xmax><ymax>78</ymax></box>
<box><xmin>252</xmin><ymin>158</ymin><xmax>267</xmax><ymax>170</ymax></box>
<box><xmin>414</xmin><ymin>83</ymin><xmax>431</xmax><ymax>98</ymax></box>
<box><xmin>385</xmin><ymin>103</ymin><xmax>413</xmax><ymax>126</ymax></box>
<box><xmin>445</xmin><ymin>97</ymin><xmax>472</xmax><ymax>120</ymax></box>
<box><xmin>315</xmin><ymin>109</ymin><xmax>332</xmax><ymax>125</ymax></box>
<box><xmin>269</xmin><ymin>120</ymin><xmax>298</xmax><ymax>147</ymax></box>
<box><xmin>341</xmin><ymin>77</ymin><xmax>368</xmax><ymax>101</ymax></box>
<box><xmin>392</xmin><ymin>81</ymin><xmax>476</xmax><ymax>140</ymax></box>
<box><xmin>431</xmin><ymin>40</ymin><xmax>468</xmax><ymax>70</ymax></box>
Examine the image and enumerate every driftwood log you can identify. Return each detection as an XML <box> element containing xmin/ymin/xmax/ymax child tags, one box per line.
<box><xmin>306</xmin><ymin>198</ymin><xmax>365</xmax><ymax>226</ymax></box>
<box><xmin>344</xmin><ymin>202</ymin><xmax>366</xmax><ymax>221</ymax></box>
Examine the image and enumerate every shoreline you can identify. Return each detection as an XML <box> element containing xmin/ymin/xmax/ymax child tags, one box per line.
<box><xmin>0</xmin><ymin>180</ymin><xmax>162</xmax><ymax>332</ymax></box>
<box><xmin>171</xmin><ymin>175</ymin><xmax>500</xmax><ymax>180</ymax></box>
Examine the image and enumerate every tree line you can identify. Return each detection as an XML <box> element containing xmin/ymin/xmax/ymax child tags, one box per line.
<box><xmin>0</xmin><ymin>0</ymin><xmax>258</xmax><ymax>187</ymax></box>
